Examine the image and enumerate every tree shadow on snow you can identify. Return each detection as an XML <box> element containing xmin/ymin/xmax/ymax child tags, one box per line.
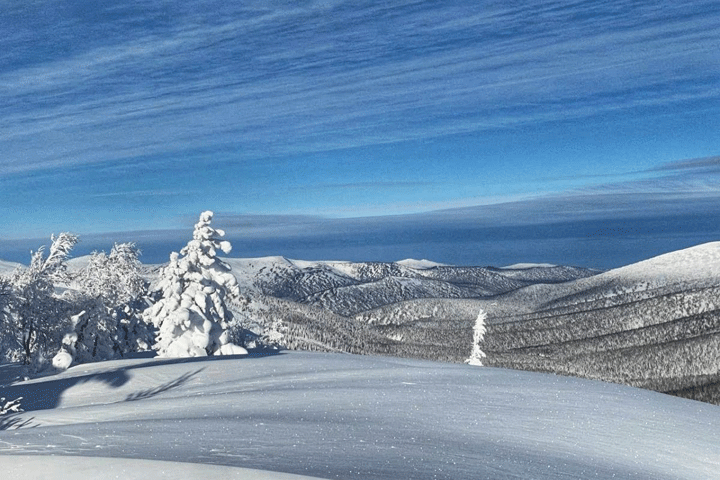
<box><xmin>0</xmin><ymin>412</ymin><xmax>35</xmax><ymax>431</ymax></box>
<box><xmin>124</xmin><ymin>368</ymin><xmax>204</xmax><ymax>402</ymax></box>
<box><xmin>0</xmin><ymin>349</ymin><xmax>286</xmax><ymax>415</ymax></box>
<box><xmin>2</xmin><ymin>367</ymin><xmax>134</xmax><ymax>412</ymax></box>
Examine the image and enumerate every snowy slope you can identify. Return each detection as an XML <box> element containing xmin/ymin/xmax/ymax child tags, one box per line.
<box><xmin>501</xmin><ymin>262</ymin><xmax>556</xmax><ymax>269</ymax></box>
<box><xmin>486</xmin><ymin>243</ymin><xmax>720</xmax><ymax>323</ymax></box>
<box><xmin>2</xmin><ymin>456</ymin><xmax>321</xmax><ymax>480</ymax></box>
<box><xmin>66</xmin><ymin>255</ymin><xmax>92</xmax><ymax>272</ymax></box>
<box><xmin>395</xmin><ymin>258</ymin><xmax>447</xmax><ymax>269</ymax></box>
<box><xmin>0</xmin><ymin>260</ymin><xmax>21</xmax><ymax>276</ymax></box>
<box><xmin>484</xmin><ymin>243</ymin><xmax>720</xmax><ymax>404</ymax></box>
<box><xmin>1</xmin><ymin>352</ymin><xmax>719</xmax><ymax>479</ymax></box>
<box><xmin>545</xmin><ymin>240</ymin><xmax>720</xmax><ymax>305</ymax></box>
<box><xmin>602</xmin><ymin>241</ymin><xmax>720</xmax><ymax>284</ymax></box>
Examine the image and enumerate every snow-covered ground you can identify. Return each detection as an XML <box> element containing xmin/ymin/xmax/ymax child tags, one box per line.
<box><xmin>1</xmin><ymin>351</ymin><xmax>719</xmax><ymax>479</ymax></box>
<box><xmin>2</xmin><ymin>456</ymin><xmax>320</xmax><ymax>480</ymax></box>
<box><xmin>500</xmin><ymin>262</ymin><xmax>557</xmax><ymax>269</ymax></box>
<box><xmin>395</xmin><ymin>259</ymin><xmax>448</xmax><ymax>269</ymax></box>
<box><xmin>600</xmin><ymin>241</ymin><xmax>720</xmax><ymax>284</ymax></box>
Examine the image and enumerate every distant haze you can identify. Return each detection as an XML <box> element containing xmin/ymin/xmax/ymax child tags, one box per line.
<box><xmin>3</xmin><ymin>195</ymin><xmax>719</xmax><ymax>270</ymax></box>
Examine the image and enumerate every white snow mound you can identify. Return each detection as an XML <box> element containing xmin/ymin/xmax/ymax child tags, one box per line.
<box><xmin>1</xmin><ymin>352</ymin><xmax>719</xmax><ymax>479</ymax></box>
<box><xmin>1</xmin><ymin>455</ymin><xmax>324</xmax><ymax>480</ymax></box>
<box><xmin>600</xmin><ymin>241</ymin><xmax>720</xmax><ymax>284</ymax></box>
<box><xmin>396</xmin><ymin>258</ymin><xmax>447</xmax><ymax>269</ymax></box>
<box><xmin>501</xmin><ymin>262</ymin><xmax>557</xmax><ymax>269</ymax></box>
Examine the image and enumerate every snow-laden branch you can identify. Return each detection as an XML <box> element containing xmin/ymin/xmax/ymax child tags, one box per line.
<box><xmin>0</xmin><ymin>397</ymin><xmax>22</xmax><ymax>416</ymax></box>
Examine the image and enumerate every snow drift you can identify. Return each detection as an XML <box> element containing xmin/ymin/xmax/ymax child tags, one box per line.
<box><xmin>1</xmin><ymin>351</ymin><xmax>719</xmax><ymax>479</ymax></box>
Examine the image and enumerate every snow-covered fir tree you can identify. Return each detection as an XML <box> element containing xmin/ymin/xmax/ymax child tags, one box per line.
<box><xmin>7</xmin><ymin>233</ymin><xmax>78</xmax><ymax>367</ymax></box>
<box><xmin>465</xmin><ymin>309</ymin><xmax>487</xmax><ymax>366</ymax></box>
<box><xmin>54</xmin><ymin>243</ymin><xmax>151</xmax><ymax>369</ymax></box>
<box><xmin>144</xmin><ymin>211</ymin><xmax>247</xmax><ymax>357</ymax></box>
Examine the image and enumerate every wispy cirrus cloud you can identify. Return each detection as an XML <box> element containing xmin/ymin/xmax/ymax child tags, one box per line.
<box><xmin>649</xmin><ymin>156</ymin><xmax>720</xmax><ymax>173</ymax></box>
<box><xmin>88</xmin><ymin>189</ymin><xmax>188</xmax><ymax>198</ymax></box>
<box><xmin>307</xmin><ymin>181</ymin><xmax>436</xmax><ymax>190</ymax></box>
<box><xmin>1</xmin><ymin>0</ymin><xmax>718</xmax><ymax>177</ymax></box>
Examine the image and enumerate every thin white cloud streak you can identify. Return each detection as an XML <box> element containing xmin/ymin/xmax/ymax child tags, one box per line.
<box><xmin>1</xmin><ymin>0</ymin><xmax>718</xmax><ymax>175</ymax></box>
<box><xmin>650</xmin><ymin>156</ymin><xmax>720</xmax><ymax>172</ymax></box>
<box><xmin>87</xmin><ymin>189</ymin><xmax>185</xmax><ymax>198</ymax></box>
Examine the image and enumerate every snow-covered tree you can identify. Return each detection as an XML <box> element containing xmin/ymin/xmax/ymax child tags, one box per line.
<box><xmin>53</xmin><ymin>243</ymin><xmax>152</xmax><ymax>369</ymax></box>
<box><xmin>8</xmin><ymin>233</ymin><xmax>78</xmax><ymax>367</ymax></box>
<box><xmin>261</xmin><ymin>318</ymin><xmax>288</xmax><ymax>348</ymax></box>
<box><xmin>0</xmin><ymin>276</ymin><xmax>14</xmax><ymax>360</ymax></box>
<box><xmin>144</xmin><ymin>211</ymin><xmax>247</xmax><ymax>357</ymax></box>
<box><xmin>465</xmin><ymin>309</ymin><xmax>487</xmax><ymax>366</ymax></box>
<box><xmin>74</xmin><ymin>243</ymin><xmax>146</xmax><ymax>308</ymax></box>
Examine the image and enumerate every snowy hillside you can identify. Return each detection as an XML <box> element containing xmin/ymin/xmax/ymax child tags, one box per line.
<box><xmin>0</xmin><ymin>260</ymin><xmax>21</xmax><ymax>276</ymax></box>
<box><xmin>484</xmin><ymin>242</ymin><xmax>720</xmax><ymax>404</ymax></box>
<box><xmin>395</xmin><ymin>258</ymin><xmax>447</xmax><ymax>269</ymax></box>
<box><xmin>604</xmin><ymin>241</ymin><xmax>720</xmax><ymax>284</ymax></box>
<box><xmin>223</xmin><ymin>256</ymin><xmax>597</xmax><ymax>316</ymax></box>
<box><xmin>503</xmin><ymin>241</ymin><xmax>720</xmax><ymax>311</ymax></box>
<box><xmin>2</xmin><ymin>351</ymin><xmax>719</xmax><ymax>479</ymax></box>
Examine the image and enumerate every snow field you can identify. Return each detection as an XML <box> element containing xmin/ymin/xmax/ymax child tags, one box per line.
<box><xmin>1</xmin><ymin>455</ymin><xmax>324</xmax><ymax>480</ymax></box>
<box><xmin>1</xmin><ymin>351</ymin><xmax>719</xmax><ymax>479</ymax></box>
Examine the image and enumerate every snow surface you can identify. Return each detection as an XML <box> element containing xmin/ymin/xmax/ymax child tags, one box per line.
<box><xmin>599</xmin><ymin>241</ymin><xmax>720</xmax><ymax>284</ymax></box>
<box><xmin>395</xmin><ymin>259</ymin><xmax>447</xmax><ymax>269</ymax></box>
<box><xmin>0</xmin><ymin>260</ymin><xmax>21</xmax><ymax>276</ymax></box>
<box><xmin>1</xmin><ymin>351</ymin><xmax>719</xmax><ymax>479</ymax></box>
<box><xmin>65</xmin><ymin>255</ymin><xmax>92</xmax><ymax>272</ymax></box>
<box><xmin>500</xmin><ymin>262</ymin><xmax>557</xmax><ymax>269</ymax></box>
<box><xmin>2</xmin><ymin>456</ymin><xmax>322</xmax><ymax>480</ymax></box>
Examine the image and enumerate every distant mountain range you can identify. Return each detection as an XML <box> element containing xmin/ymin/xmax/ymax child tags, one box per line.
<box><xmin>222</xmin><ymin>256</ymin><xmax>599</xmax><ymax>317</ymax></box>
<box><xmin>5</xmin><ymin>243</ymin><xmax>720</xmax><ymax>405</ymax></box>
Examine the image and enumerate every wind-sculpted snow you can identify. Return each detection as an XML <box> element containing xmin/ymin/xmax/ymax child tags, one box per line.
<box><xmin>1</xmin><ymin>352</ymin><xmax>719</xmax><ymax>479</ymax></box>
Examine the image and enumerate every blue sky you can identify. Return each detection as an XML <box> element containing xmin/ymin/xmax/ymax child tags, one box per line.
<box><xmin>1</xmin><ymin>1</ymin><xmax>719</xmax><ymax>267</ymax></box>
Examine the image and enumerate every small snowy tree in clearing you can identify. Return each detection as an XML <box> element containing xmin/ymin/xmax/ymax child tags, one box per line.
<box><xmin>465</xmin><ymin>309</ymin><xmax>487</xmax><ymax>366</ymax></box>
<box><xmin>54</xmin><ymin>243</ymin><xmax>151</xmax><ymax>369</ymax></box>
<box><xmin>144</xmin><ymin>211</ymin><xmax>247</xmax><ymax>357</ymax></box>
<box><xmin>8</xmin><ymin>233</ymin><xmax>78</xmax><ymax>367</ymax></box>
<box><xmin>261</xmin><ymin>318</ymin><xmax>288</xmax><ymax>348</ymax></box>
